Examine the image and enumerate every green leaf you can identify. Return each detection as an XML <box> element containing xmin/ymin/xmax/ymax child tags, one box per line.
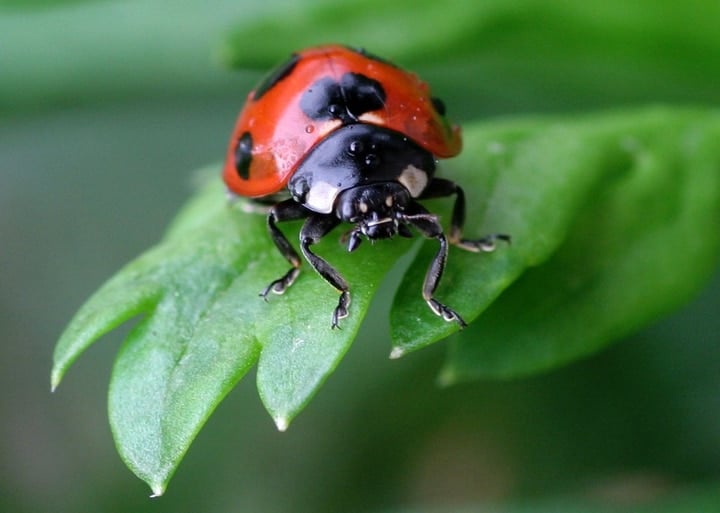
<box><xmin>219</xmin><ymin>0</ymin><xmax>483</xmax><ymax>68</ymax></box>
<box><xmin>0</xmin><ymin>0</ymin><xmax>268</xmax><ymax>113</ymax></box>
<box><xmin>394</xmin><ymin>107</ymin><xmax>720</xmax><ymax>382</ymax></box>
<box><xmin>0</xmin><ymin>0</ymin><xmax>99</xmax><ymax>9</ymax></box>
<box><xmin>220</xmin><ymin>0</ymin><xmax>720</xmax><ymax>113</ymax></box>
<box><xmin>51</xmin><ymin>107</ymin><xmax>720</xmax><ymax>494</ymax></box>
<box><xmin>390</xmin><ymin>482</ymin><xmax>720</xmax><ymax>513</ymax></box>
<box><xmin>52</xmin><ymin>169</ymin><xmax>413</xmax><ymax>494</ymax></box>
<box><xmin>220</xmin><ymin>0</ymin><xmax>720</xmax><ymax>69</ymax></box>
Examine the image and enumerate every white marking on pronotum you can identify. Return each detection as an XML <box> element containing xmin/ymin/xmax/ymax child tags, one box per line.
<box><xmin>397</xmin><ymin>165</ymin><xmax>428</xmax><ymax>198</ymax></box>
<box><xmin>304</xmin><ymin>180</ymin><xmax>339</xmax><ymax>214</ymax></box>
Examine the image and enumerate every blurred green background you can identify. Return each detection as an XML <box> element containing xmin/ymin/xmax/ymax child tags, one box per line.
<box><xmin>2</xmin><ymin>0</ymin><xmax>719</xmax><ymax>512</ymax></box>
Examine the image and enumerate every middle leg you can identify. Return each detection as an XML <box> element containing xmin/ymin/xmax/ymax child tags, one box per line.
<box><xmin>298</xmin><ymin>214</ymin><xmax>348</xmax><ymax>328</ymax></box>
<box><xmin>403</xmin><ymin>202</ymin><xmax>468</xmax><ymax>327</ymax></box>
<box><xmin>420</xmin><ymin>178</ymin><xmax>510</xmax><ymax>252</ymax></box>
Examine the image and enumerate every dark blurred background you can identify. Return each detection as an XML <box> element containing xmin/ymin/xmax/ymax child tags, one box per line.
<box><xmin>2</xmin><ymin>1</ymin><xmax>719</xmax><ymax>512</ymax></box>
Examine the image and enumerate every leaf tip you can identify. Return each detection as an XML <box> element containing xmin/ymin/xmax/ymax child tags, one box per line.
<box><xmin>274</xmin><ymin>416</ymin><xmax>289</xmax><ymax>432</ymax></box>
<box><xmin>389</xmin><ymin>346</ymin><xmax>406</xmax><ymax>359</ymax></box>
<box><xmin>50</xmin><ymin>369</ymin><xmax>62</xmax><ymax>392</ymax></box>
<box><xmin>149</xmin><ymin>483</ymin><xmax>166</xmax><ymax>498</ymax></box>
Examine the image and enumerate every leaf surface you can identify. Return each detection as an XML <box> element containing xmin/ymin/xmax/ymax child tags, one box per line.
<box><xmin>52</xmin><ymin>107</ymin><xmax>720</xmax><ymax>493</ymax></box>
<box><xmin>389</xmin><ymin>108</ymin><xmax>720</xmax><ymax>380</ymax></box>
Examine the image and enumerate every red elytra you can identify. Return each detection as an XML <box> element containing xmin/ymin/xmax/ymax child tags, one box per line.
<box><xmin>223</xmin><ymin>44</ymin><xmax>462</xmax><ymax>198</ymax></box>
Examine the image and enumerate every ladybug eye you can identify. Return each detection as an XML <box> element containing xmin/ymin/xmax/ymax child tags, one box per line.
<box><xmin>348</xmin><ymin>140</ymin><xmax>364</xmax><ymax>155</ymax></box>
<box><xmin>328</xmin><ymin>104</ymin><xmax>342</xmax><ymax>116</ymax></box>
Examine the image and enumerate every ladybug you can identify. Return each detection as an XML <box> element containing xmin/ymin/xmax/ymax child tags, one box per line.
<box><xmin>223</xmin><ymin>44</ymin><xmax>508</xmax><ymax>328</ymax></box>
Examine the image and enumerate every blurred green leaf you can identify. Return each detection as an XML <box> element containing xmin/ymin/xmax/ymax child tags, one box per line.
<box><xmin>5</xmin><ymin>0</ymin><xmax>720</xmax><ymax>115</ymax></box>
<box><xmin>403</xmin><ymin>107</ymin><xmax>720</xmax><ymax>382</ymax></box>
<box><xmin>0</xmin><ymin>0</ymin><xmax>277</xmax><ymax>113</ymax></box>
<box><xmin>221</xmin><ymin>0</ymin><xmax>720</xmax><ymax>114</ymax></box>
<box><xmin>393</xmin><ymin>482</ymin><xmax>720</xmax><ymax>513</ymax></box>
<box><xmin>222</xmin><ymin>0</ymin><xmax>720</xmax><ymax>69</ymax></box>
<box><xmin>0</xmin><ymin>0</ymin><xmax>99</xmax><ymax>9</ymax></box>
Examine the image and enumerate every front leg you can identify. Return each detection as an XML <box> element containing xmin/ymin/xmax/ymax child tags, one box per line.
<box><xmin>403</xmin><ymin>202</ymin><xmax>467</xmax><ymax>328</ymax></box>
<box><xmin>420</xmin><ymin>178</ymin><xmax>511</xmax><ymax>252</ymax></box>
<box><xmin>298</xmin><ymin>214</ymin><xmax>347</xmax><ymax>328</ymax></box>
<box><xmin>260</xmin><ymin>199</ymin><xmax>310</xmax><ymax>299</ymax></box>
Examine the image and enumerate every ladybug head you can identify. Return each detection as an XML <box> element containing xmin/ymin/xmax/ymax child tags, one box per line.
<box><xmin>335</xmin><ymin>182</ymin><xmax>412</xmax><ymax>248</ymax></box>
<box><xmin>289</xmin><ymin>124</ymin><xmax>436</xmax><ymax>215</ymax></box>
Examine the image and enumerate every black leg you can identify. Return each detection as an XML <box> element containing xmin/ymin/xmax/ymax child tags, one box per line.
<box><xmin>298</xmin><ymin>214</ymin><xmax>346</xmax><ymax>328</ymax></box>
<box><xmin>403</xmin><ymin>202</ymin><xmax>467</xmax><ymax>327</ymax></box>
<box><xmin>260</xmin><ymin>199</ymin><xmax>310</xmax><ymax>299</ymax></box>
<box><xmin>420</xmin><ymin>178</ymin><xmax>510</xmax><ymax>252</ymax></box>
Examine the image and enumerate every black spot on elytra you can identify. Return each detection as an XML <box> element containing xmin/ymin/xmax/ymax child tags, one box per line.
<box><xmin>344</xmin><ymin>46</ymin><xmax>399</xmax><ymax>69</ymax></box>
<box><xmin>431</xmin><ymin>96</ymin><xmax>446</xmax><ymax>116</ymax></box>
<box><xmin>234</xmin><ymin>132</ymin><xmax>253</xmax><ymax>180</ymax></box>
<box><xmin>253</xmin><ymin>52</ymin><xmax>300</xmax><ymax>100</ymax></box>
<box><xmin>300</xmin><ymin>72</ymin><xmax>386</xmax><ymax>124</ymax></box>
